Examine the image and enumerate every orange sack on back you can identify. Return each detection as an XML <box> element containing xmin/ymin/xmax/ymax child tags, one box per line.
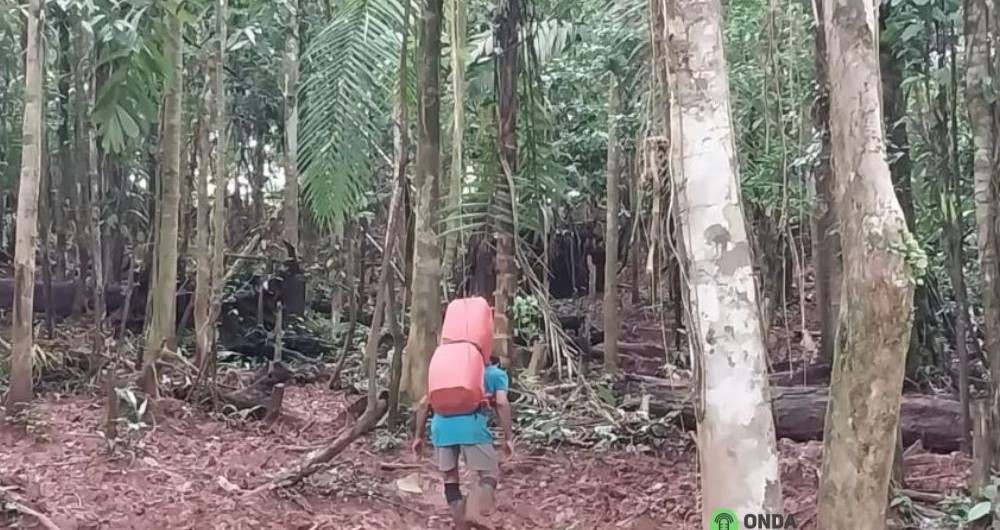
<box><xmin>427</xmin><ymin>297</ymin><xmax>495</xmax><ymax>415</ymax></box>
<box><xmin>440</xmin><ymin>296</ymin><xmax>494</xmax><ymax>361</ymax></box>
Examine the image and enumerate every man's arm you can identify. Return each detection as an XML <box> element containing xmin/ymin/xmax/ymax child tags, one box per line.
<box><xmin>494</xmin><ymin>389</ymin><xmax>514</xmax><ymax>444</ymax></box>
<box><xmin>413</xmin><ymin>395</ymin><xmax>431</xmax><ymax>443</ymax></box>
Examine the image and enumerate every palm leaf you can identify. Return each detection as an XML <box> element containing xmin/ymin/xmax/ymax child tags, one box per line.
<box><xmin>298</xmin><ymin>0</ymin><xmax>411</xmax><ymax>228</ymax></box>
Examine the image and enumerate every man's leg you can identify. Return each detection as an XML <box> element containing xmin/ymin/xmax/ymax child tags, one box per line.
<box><xmin>436</xmin><ymin>445</ymin><xmax>469</xmax><ymax>527</ymax></box>
<box><xmin>461</xmin><ymin>443</ymin><xmax>501</xmax><ymax>517</ymax></box>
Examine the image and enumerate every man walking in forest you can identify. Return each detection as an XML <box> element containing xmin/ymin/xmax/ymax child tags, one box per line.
<box><xmin>412</xmin><ymin>352</ymin><xmax>515</xmax><ymax>528</ymax></box>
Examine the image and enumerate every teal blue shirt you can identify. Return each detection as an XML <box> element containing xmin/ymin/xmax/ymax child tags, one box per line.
<box><xmin>430</xmin><ymin>364</ymin><xmax>509</xmax><ymax>447</ymax></box>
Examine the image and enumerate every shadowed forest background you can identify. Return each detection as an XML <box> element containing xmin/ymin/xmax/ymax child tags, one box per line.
<box><xmin>0</xmin><ymin>0</ymin><xmax>998</xmax><ymax>527</ymax></box>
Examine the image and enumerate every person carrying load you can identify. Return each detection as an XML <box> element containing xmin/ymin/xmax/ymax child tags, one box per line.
<box><xmin>412</xmin><ymin>296</ymin><xmax>515</xmax><ymax>528</ymax></box>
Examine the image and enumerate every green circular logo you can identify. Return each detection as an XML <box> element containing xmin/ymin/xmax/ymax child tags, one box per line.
<box><xmin>710</xmin><ymin>509</ymin><xmax>739</xmax><ymax>530</ymax></box>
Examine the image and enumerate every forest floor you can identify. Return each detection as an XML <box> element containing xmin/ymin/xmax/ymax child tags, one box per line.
<box><xmin>0</xmin><ymin>270</ymin><xmax>974</xmax><ymax>529</ymax></box>
<box><xmin>0</xmin><ymin>375</ymin><xmax>971</xmax><ymax>530</ymax></box>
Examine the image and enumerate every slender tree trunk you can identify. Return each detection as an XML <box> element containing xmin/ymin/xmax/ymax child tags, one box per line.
<box><xmin>388</xmin><ymin>0</ymin><xmax>411</xmax><ymax>419</ymax></box>
<box><xmin>252</xmin><ymin>127</ymin><xmax>266</xmax><ymax>225</ymax></box>
<box><xmin>964</xmin><ymin>0</ymin><xmax>1000</xmax><ymax>468</ymax></box>
<box><xmin>442</xmin><ymin>0</ymin><xmax>467</xmax><ymax>280</ymax></box>
<box><xmin>816</xmin><ymin>0</ymin><xmax>917</xmax><ymax>526</ymax></box>
<box><xmin>880</xmin><ymin>17</ymin><xmax>924</xmax><ymax>381</ymax></box>
<box><xmin>665</xmin><ymin>0</ymin><xmax>783</xmax><ymax>522</ymax></box>
<box><xmin>401</xmin><ymin>0</ymin><xmax>443</xmax><ymax>402</ymax></box>
<box><xmin>926</xmin><ymin>20</ymin><xmax>972</xmax><ymax>453</ymax></box>
<box><xmin>943</xmin><ymin>23</ymin><xmax>971</xmax><ymax>455</ymax></box>
<box><xmin>282</xmin><ymin>0</ymin><xmax>300</xmax><ymax>249</ymax></box>
<box><xmin>7</xmin><ymin>0</ymin><xmax>45</xmax><ymax>408</ymax></box>
<box><xmin>330</xmin><ymin>224</ymin><xmax>346</xmax><ymax>326</ymax></box>
<box><xmin>142</xmin><ymin>4</ymin><xmax>184</xmax><ymax>396</ymax></box>
<box><xmin>40</xmin><ymin>142</ymin><xmax>54</xmax><ymax>340</ymax></box>
<box><xmin>492</xmin><ymin>0</ymin><xmax>520</xmax><ymax>369</ymax></box>
<box><xmin>194</xmin><ymin>58</ymin><xmax>213</xmax><ymax>371</ymax></box>
<box><xmin>72</xmin><ymin>12</ymin><xmax>90</xmax><ymax>315</ymax></box>
<box><xmin>603</xmin><ymin>80</ymin><xmax>621</xmax><ymax>374</ymax></box>
<box><xmin>809</xmin><ymin>0</ymin><xmax>840</xmax><ymax>364</ymax></box>
<box><xmin>78</xmin><ymin>19</ymin><xmax>105</xmax><ymax>356</ymax></box>
<box><xmin>210</xmin><ymin>0</ymin><xmax>228</xmax><ymax>349</ymax></box>
<box><xmin>55</xmin><ymin>16</ymin><xmax>72</xmax><ymax>280</ymax></box>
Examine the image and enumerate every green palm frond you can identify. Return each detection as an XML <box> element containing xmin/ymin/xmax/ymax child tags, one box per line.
<box><xmin>298</xmin><ymin>0</ymin><xmax>410</xmax><ymax>228</ymax></box>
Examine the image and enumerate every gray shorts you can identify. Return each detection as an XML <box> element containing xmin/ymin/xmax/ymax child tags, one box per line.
<box><xmin>435</xmin><ymin>443</ymin><xmax>500</xmax><ymax>478</ymax></box>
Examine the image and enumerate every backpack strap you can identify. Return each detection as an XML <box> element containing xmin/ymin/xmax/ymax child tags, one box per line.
<box><xmin>440</xmin><ymin>337</ymin><xmax>484</xmax><ymax>357</ymax></box>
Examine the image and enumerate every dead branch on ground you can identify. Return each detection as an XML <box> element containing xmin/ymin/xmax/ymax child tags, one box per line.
<box><xmin>0</xmin><ymin>487</ymin><xmax>64</xmax><ymax>530</ymax></box>
<box><xmin>246</xmin><ymin>396</ymin><xmax>389</xmax><ymax>494</ymax></box>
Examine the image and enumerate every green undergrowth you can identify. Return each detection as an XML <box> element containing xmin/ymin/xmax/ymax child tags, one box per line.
<box><xmin>892</xmin><ymin>480</ymin><xmax>999</xmax><ymax>529</ymax></box>
<box><xmin>510</xmin><ymin>371</ymin><xmax>680</xmax><ymax>452</ymax></box>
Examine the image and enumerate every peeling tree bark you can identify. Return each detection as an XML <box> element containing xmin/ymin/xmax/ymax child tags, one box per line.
<box><xmin>664</xmin><ymin>0</ymin><xmax>783</xmax><ymax>522</ymax></box>
<box><xmin>816</xmin><ymin>0</ymin><xmax>917</xmax><ymax>526</ymax></box>
<box><xmin>401</xmin><ymin>0</ymin><xmax>443</xmax><ymax>402</ymax></box>
<box><xmin>964</xmin><ymin>0</ymin><xmax>1000</xmax><ymax>470</ymax></box>
<box><xmin>6</xmin><ymin>0</ymin><xmax>45</xmax><ymax>408</ymax></box>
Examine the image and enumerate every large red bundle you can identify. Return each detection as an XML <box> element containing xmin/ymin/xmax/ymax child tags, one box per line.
<box><xmin>427</xmin><ymin>342</ymin><xmax>485</xmax><ymax>415</ymax></box>
<box><xmin>439</xmin><ymin>296</ymin><xmax>493</xmax><ymax>362</ymax></box>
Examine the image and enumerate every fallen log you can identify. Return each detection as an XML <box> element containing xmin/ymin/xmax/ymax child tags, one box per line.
<box><xmin>620</xmin><ymin>375</ymin><xmax>963</xmax><ymax>453</ymax></box>
<box><xmin>768</xmin><ymin>359</ymin><xmax>832</xmax><ymax>386</ymax></box>
<box><xmin>0</xmin><ymin>278</ymin><xmax>77</xmax><ymax>317</ymax></box>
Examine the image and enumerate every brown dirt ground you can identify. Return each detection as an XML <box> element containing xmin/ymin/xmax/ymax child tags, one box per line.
<box><xmin>0</xmin><ymin>381</ymin><xmax>970</xmax><ymax>530</ymax></box>
<box><xmin>0</xmin><ymin>269</ymin><xmax>970</xmax><ymax>530</ymax></box>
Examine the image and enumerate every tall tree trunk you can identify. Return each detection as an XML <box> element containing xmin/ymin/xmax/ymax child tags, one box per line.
<box><xmin>492</xmin><ymin>0</ymin><xmax>520</xmax><ymax>368</ymax></box>
<box><xmin>282</xmin><ymin>0</ymin><xmax>300</xmax><ymax>249</ymax></box>
<box><xmin>78</xmin><ymin>18</ymin><xmax>105</xmax><ymax>356</ymax></box>
<box><xmin>142</xmin><ymin>4</ymin><xmax>184</xmax><ymax>397</ymax></box>
<box><xmin>55</xmin><ymin>15</ymin><xmax>72</xmax><ymax>280</ymax></box>
<box><xmin>72</xmin><ymin>11</ymin><xmax>90</xmax><ymax>315</ymax></box>
<box><xmin>928</xmin><ymin>17</ymin><xmax>972</xmax><ymax>453</ymax></box>
<box><xmin>665</xmin><ymin>0</ymin><xmax>783</xmax><ymax>522</ymax></box>
<box><xmin>944</xmin><ymin>27</ymin><xmax>971</xmax><ymax>455</ymax></box>
<box><xmin>401</xmin><ymin>0</ymin><xmax>443</xmax><ymax>402</ymax></box>
<box><xmin>809</xmin><ymin>0</ymin><xmax>840</xmax><ymax>364</ymax></box>
<box><xmin>40</xmin><ymin>153</ymin><xmax>54</xmax><ymax>340</ymax></box>
<box><xmin>880</xmin><ymin>14</ymin><xmax>924</xmax><ymax>380</ymax></box>
<box><xmin>603</xmin><ymin>79</ymin><xmax>621</xmax><ymax>374</ymax></box>
<box><xmin>963</xmin><ymin>0</ymin><xmax>1000</xmax><ymax>468</ymax></box>
<box><xmin>210</xmin><ymin>0</ymin><xmax>228</xmax><ymax>354</ymax></box>
<box><xmin>194</xmin><ymin>58</ymin><xmax>213</xmax><ymax>371</ymax></box>
<box><xmin>387</xmin><ymin>3</ymin><xmax>411</xmax><ymax>422</ymax></box>
<box><xmin>252</xmin><ymin>126</ymin><xmax>266</xmax><ymax>226</ymax></box>
<box><xmin>816</xmin><ymin>0</ymin><xmax>917</xmax><ymax>526</ymax></box>
<box><xmin>442</xmin><ymin>0</ymin><xmax>466</xmax><ymax>281</ymax></box>
<box><xmin>7</xmin><ymin>0</ymin><xmax>45</xmax><ymax>408</ymax></box>
<box><xmin>647</xmin><ymin>0</ymin><xmax>669</xmax><ymax>315</ymax></box>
